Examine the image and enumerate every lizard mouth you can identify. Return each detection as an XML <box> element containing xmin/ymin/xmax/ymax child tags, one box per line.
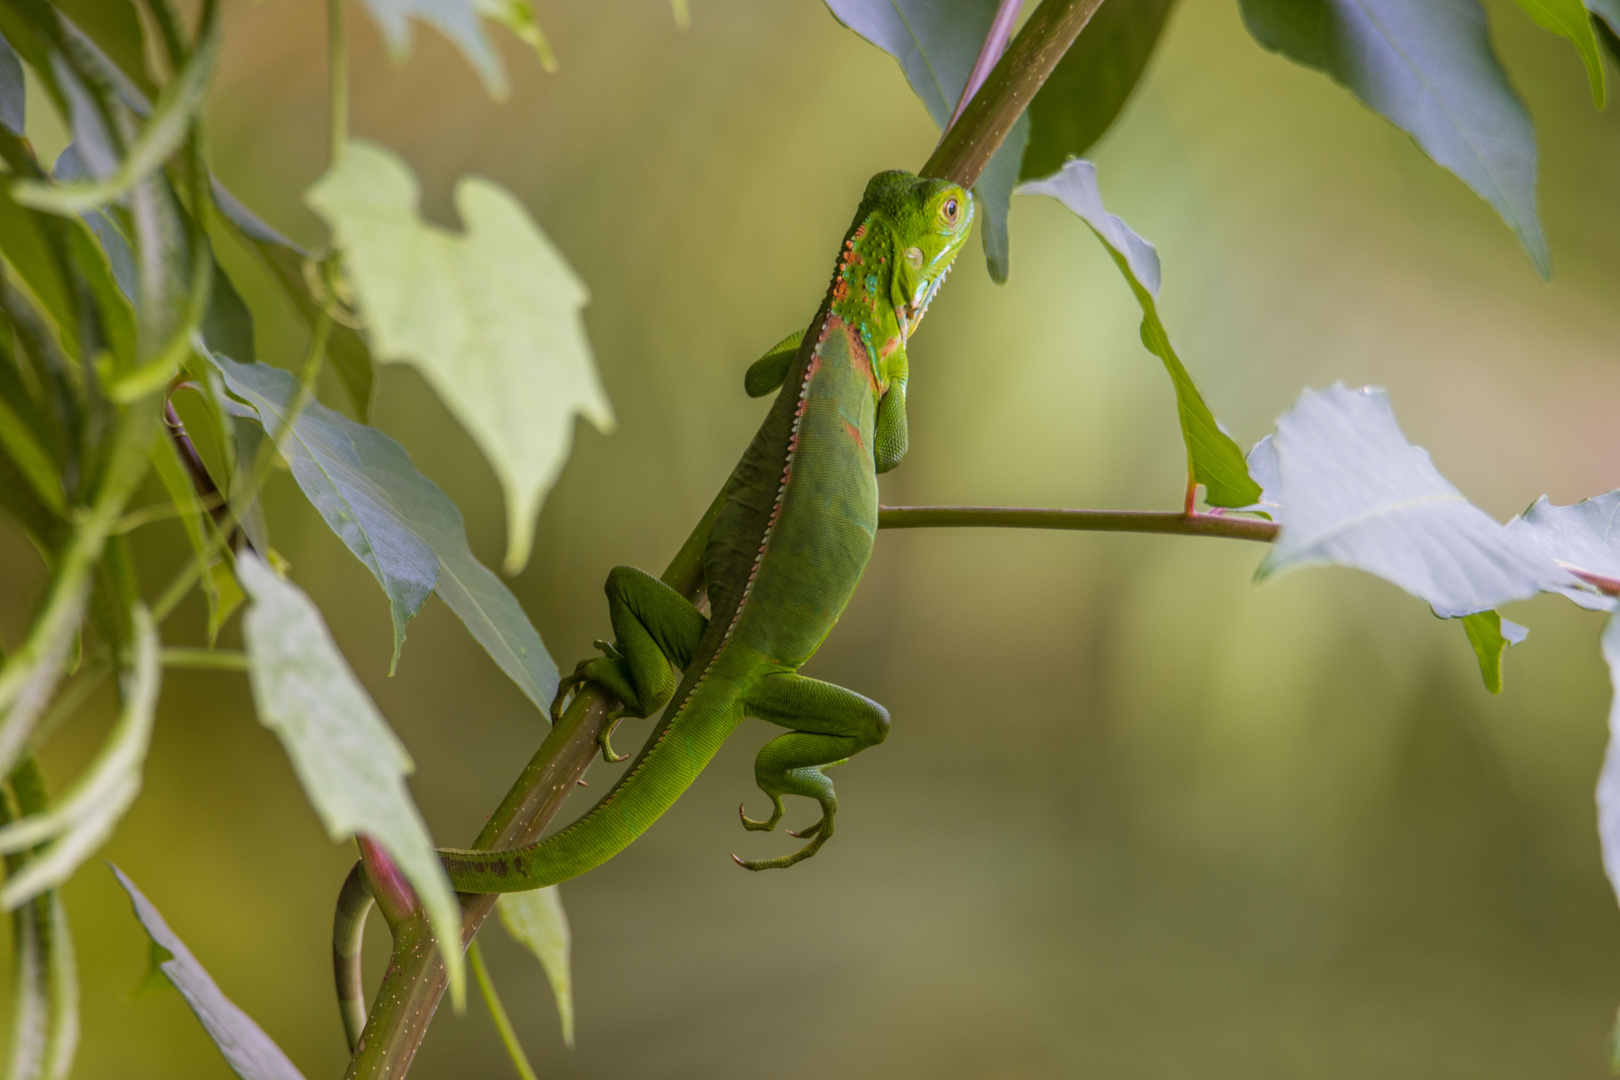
<box><xmin>901</xmin><ymin>262</ymin><xmax>954</xmax><ymax>341</ymax></box>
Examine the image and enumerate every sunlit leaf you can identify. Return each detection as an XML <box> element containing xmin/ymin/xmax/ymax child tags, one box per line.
<box><xmin>1021</xmin><ymin>0</ymin><xmax>1176</xmax><ymax>180</ymax></box>
<box><xmin>213</xmin><ymin>355</ymin><xmax>557</xmax><ymax>708</ymax></box>
<box><xmin>1020</xmin><ymin>160</ymin><xmax>1260</xmax><ymax>508</ymax></box>
<box><xmin>306</xmin><ymin>140</ymin><xmax>614</xmax><ymax>574</ymax></box>
<box><xmin>497</xmin><ymin>886</ymin><xmax>573</xmax><ymax>1047</ymax></box>
<box><xmin>1238</xmin><ymin>0</ymin><xmax>1549</xmax><ymax>277</ymax></box>
<box><xmin>1504</xmin><ymin>491</ymin><xmax>1620</xmax><ymax>611</ymax></box>
<box><xmin>1457</xmin><ymin>609</ymin><xmax>1526</xmax><ymax>694</ymax></box>
<box><xmin>236</xmin><ymin>553</ymin><xmax>465</xmax><ymax>1006</ymax></box>
<box><xmin>109</xmin><ymin>866</ymin><xmax>306</xmax><ymax>1080</ymax></box>
<box><xmin>1256</xmin><ymin>384</ymin><xmax>1570</xmax><ymax>615</ymax></box>
<box><xmin>1508</xmin><ymin>0</ymin><xmax>1605</xmax><ymax>106</ymax></box>
<box><xmin>0</xmin><ymin>607</ymin><xmax>159</xmax><ymax>910</ymax></box>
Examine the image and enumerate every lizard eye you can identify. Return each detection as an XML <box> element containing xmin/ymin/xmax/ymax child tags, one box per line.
<box><xmin>940</xmin><ymin>197</ymin><xmax>960</xmax><ymax>225</ymax></box>
<box><xmin>904</xmin><ymin>247</ymin><xmax>924</xmax><ymax>269</ymax></box>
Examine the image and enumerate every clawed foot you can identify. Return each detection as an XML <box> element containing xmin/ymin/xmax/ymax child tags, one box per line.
<box><xmin>732</xmin><ymin>801</ymin><xmax>834</xmax><ymax>870</ymax></box>
<box><xmin>738</xmin><ymin>799</ymin><xmax>783</xmax><ymax>833</ymax></box>
<box><xmin>598</xmin><ymin>709</ymin><xmax>631</xmax><ymax>763</ymax></box>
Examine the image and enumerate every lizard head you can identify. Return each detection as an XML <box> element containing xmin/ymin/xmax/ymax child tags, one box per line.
<box><xmin>857</xmin><ymin>171</ymin><xmax>975</xmax><ymax>342</ymax></box>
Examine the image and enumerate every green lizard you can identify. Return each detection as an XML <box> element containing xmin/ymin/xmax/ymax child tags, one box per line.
<box><xmin>336</xmin><ymin>169</ymin><xmax>971</xmax><ymax>1040</ymax></box>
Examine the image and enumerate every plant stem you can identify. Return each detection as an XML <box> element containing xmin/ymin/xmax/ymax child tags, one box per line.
<box><xmin>877</xmin><ymin>505</ymin><xmax>1279</xmax><ymax>542</ymax></box>
<box><xmin>922</xmin><ymin>0</ymin><xmax>1108</xmax><ymax>188</ymax></box>
<box><xmin>947</xmin><ymin>0</ymin><xmax>1026</xmax><ymax>132</ymax></box>
<box><xmin>158</xmin><ymin>648</ymin><xmax>248</xmax><ymax>670</ymax></box>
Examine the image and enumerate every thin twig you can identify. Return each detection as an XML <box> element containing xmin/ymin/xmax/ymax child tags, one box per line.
<box><xmin>877</xmin><ymin>505</ymin><xmax>1279</xmax><ymax>542</ymax></box>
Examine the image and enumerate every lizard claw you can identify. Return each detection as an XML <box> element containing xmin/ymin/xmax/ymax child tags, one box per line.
<box><xmin>598</xmin><ymin>713</ymin><xmax>631</xmax><ymax>763</ymax></box>
<box><xmin>738</xmin><ymin>799</ymin><xmax>783</xmax><ymax>833</ymax></box>
<box><xmin>785</xmin><ymin>817</ymin><xmax>826</xmax><ymax>840</ymax></box>
<box><xmin>733</xmin><ymin>799</ymin><xmax>835</xmax><ymax>870</ymax></box>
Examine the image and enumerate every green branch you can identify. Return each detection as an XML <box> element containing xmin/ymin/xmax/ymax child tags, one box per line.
<box><xmin>878</xmin><ymin>505</ymin><xmax>1279</xmax><ymax>542</ymax></box>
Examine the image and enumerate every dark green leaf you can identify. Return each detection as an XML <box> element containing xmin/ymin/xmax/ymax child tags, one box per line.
<box><xmin>1257</xmin><ymin>384</ymin><xmax>1570</xmax><ymax>615</ymax></box>
<box><xmin>1458</xmin><ymin>609</ymin><xmax>1526</xmax><ymax>694</ymax></box>
<box><xmin>109</xmin><ymin>866</ymin><xmax>306</xmax><ymax>1080</ymax></box>
<box><xmin>1021</xmin><ymin>0</ymin><xmax>1175</xmax><ymax>180</ymax></box>
<box><xmin>1238</xmin><ymin>0</ymin><xmax>1549</xmax><ymax>277</ymax></box>
<box><xmin>52</xmin><ymin>0</ymin><xmax>155</xmax><ymax>98</ymax></box>
<box><xmin>823</xmin><ymin>0</ymin><xmax>1030</xmax><ymax>281</ymax></box>
<box><xmin>1020</xmin><ymin>160</ymin><xmax>1260</xmax><ymax>508</ymax></box>
<box><xmin>211</xmin><ymin>181</ymin><xmax>374</xmax><ymax>418</ymax></box>
<box><xmin>211</xmin><ymin>355</ymin><xmax>558</xmax><ymax>708</ymax></box>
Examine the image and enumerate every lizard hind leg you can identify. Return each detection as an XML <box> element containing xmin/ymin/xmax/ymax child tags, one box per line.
<box><xmin>733</xmin><ymin>673</ymin><xmax>889</xmax><ymax>871</ymax></box>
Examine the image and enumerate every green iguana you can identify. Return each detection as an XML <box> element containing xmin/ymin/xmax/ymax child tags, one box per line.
<box><xmin>336</xmin><ymin>170</ymin><xmax>972</xmax><ymax>1040</ymax></box>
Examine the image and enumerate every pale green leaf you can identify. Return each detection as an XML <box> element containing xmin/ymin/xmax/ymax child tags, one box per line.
<box><xmin>471</xmin><ymin>0</ymin><xmax>555</xmax><ymax>71</ymax></box>
<box><xmin>212</xmin><ymin>354</ymin><xmax>558</xmax><ymax>709</ymax></box>
<box><xmin>236</xmin><ymin>554</ymin><xmax>465</xmax><ymax>1006</ymax></box>
<box><xmin>1019</xmin><ymin>161</ymin><xmax>1260</xmax><ymax>508</ymax></box>
<box><xmin>0</xmin><ymin>606</ymin><xmax>158</xmax><ymax>910</ymax></box>
<box><xmin>1457</xmin><ymin>609</ymin><xmax>1526</xmax><ymax>694</ymax></box>
<box><xmin>497</xmin><ymin>886</ymin><xmax>573</xmax><ymax>1047</ymax></box>
<box><xmin>109</xmin><ymin>866</ymin><xmax>306</xmax><ymax>1080</ymax></box>
<box><xmin>1504</xmin><ymin>491</ymin><xmax>1620</xmax><ymax>611</ymax></box>
<box><xmin>1256</xmin><ymin>384</ymin><xmax>1570</xmax><ymax>615</ymax></box>
<box><xmin>306</xmin><ymin>140</ymin><xmax>613</xmax><ymax>573</ymax></box>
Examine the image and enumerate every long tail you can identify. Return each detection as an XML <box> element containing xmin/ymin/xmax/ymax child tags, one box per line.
<box><xmin>333</xmin><ymin>861</ymin><xmax>373</xmax><ymax>1050</ymax></box>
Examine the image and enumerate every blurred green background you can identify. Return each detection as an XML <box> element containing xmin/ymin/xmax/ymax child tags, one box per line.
<box><xmin>4</xmin><ymin>0</ymin><xmax>1620</xmax><ymax>1076</ymax></box>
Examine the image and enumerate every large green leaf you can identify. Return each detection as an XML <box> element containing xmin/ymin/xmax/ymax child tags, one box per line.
<box><xmin>1021</xmin><ymin>0</ymin><xmax>1176</xmax><ymax>180</ymax></box>
<box><xmin>236</xmin><ymin>554</ymin><xmax>465</xmax><ymax>1007</ymax></box>
<box><xmin>1256</xmin><ymin>384</ymin><xmax>1569</xmax><ymax>615</ymax></box>
<box><xmin>306</xmin><ymin>140</ymin><xmax>613</xmax><ymax>574</ymax></box>
<box><xmin>1020</xmin><ymin>160</ymin><xmax>1260</xmax><ymax>509</ymax></box>
<box><xmin>1239</xmin><ymin>0</ymin><xmax>1548</xmax><ymax>277</ymax></box>
<box><xmin>823</xmin><ymin>0</ymin><xmax>1028</xmax><ymax>282</ymax></box>
<box><xmin>212</xmin><ymin>355</ymin><xmax>558</xmax><ymax>710</ymax></box>
<box><xmin>110</xmin><ymin>866</ymin><xmax>305</xmax><ymax>1080</ymax></box>
<box><xmin>497</xmin><ymin>887</ymin><xmax>573</xmax><ymax>1047</ymax></box>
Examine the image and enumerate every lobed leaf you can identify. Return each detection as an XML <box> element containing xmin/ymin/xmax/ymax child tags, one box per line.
<box><xmin>1256</xmin><ymin>384</ymin><xmax>1570</xmax><ymax>615</ymax></box>
<box><xmin>109</xmin><ymin>866</ymin><xmax>305</xmax><ymax>1080</ymax></box>
<box><xmin>212</xmin><ymin>354</ymin><xmax>558</xmax><ymax>708</ymax></box>
<box><xmin>306</xmin><ymin>140</ymin><xmax>613</xmax><ymax>574</ymax></box>
<box><xmin>236</xmin><ymin>554</ymin><xmax>465</xmax><ymax>1007</ymax></box>
<box><xmin>1019</xmin><ymin>160</ymin><xmax>1260</xmax><ymax>508</ymax></box>
<box><xmin>1238</xmin><ymin>0</ymin><xmax>1549</xmax><ymax>277</ymax></box>
<box><xmin>497</xmin><ymin>886</ymin><xmax>574</xmax><ymax>1047</ymax></box>
<box><xmin>824</xmin><ymin>0</ymin><xmax>1028</xmax><ymax>281</ymax></box>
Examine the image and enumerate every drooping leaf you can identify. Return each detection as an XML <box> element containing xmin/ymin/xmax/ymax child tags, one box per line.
<box><xmin>497</xmin><ymin>886</ymin><xmax>573</xmax><ymax>1047</ymax></box>
<box><xmin>1238</xmin><ymin>0</ymin><xmax>1549</xmax><ymax>278</ymax></box>
<box><xmin>1019</xmin><ymin>160</ymin><xmax>1260</xmax><ymax>508</ymax></box>
<box><xmin>823</xmin><ymin>0</ymin><xmax>1032</xmax><ymax>282</ymax></box>
<box><xmin>109</xmin><ymin>866</ymin><xmax>306</xmax><ymax>1080</ymax></box>
<box><xmin>306</xmin><ymin>140</ymin><xmax>614</xmax><ymax>574</ymax></box>
<box><xmin>12</xmin><ymin>0</ymin><xmax>220</xmax><ymax>217</ymax></box>
<box><xmin>354</xmin><ymin>0</ymin><xmax>508</xmax><ymax>98</ymax></box>
<box><xmin>236</xmin><ymin>554</ymin><xmax>465</xmax><ymax>1007</ymax></box>
<box><xmin>210</xmin><ymin>181</ymin><xmax>374</xmax><ymax>418</ymax></box>
<box><xmin>1508</xmin><ymin>0</ymin><xmax>1605</xmax><ymax>106</ymax></box>
<box><xmin>1256</xmin><ymin>384</ymin><xmax>1570</xmax><ymax>615</ymax></box>
<box><xmin>1458</xmin><ymin>609</ymin><xmax>1527</xmax><ymax>694</ymax></box>
<box><xmin>212</xmin><ymin>355</ymin><xmax>557</xmax><ymax>708</ymax></box>
<box><xmin>0</xmin><ymin>606</ymin><xmax>159</xmax><ymax>910</ymax></box>
<box><xmin>1504</xmin><ymin>491</ymin><xmax>1620</xmax><ymax>611</ymax></box>
<box><xmin>1021</xmin><ymin>0</ymin><xmax>1176</xmax><ymax>180</ymax></box>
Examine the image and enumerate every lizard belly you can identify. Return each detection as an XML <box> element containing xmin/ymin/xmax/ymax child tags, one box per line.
<box><xmin>734</xmin><ymin>314</ymin><xmax>878</xmax><ymax>670</ymax></box>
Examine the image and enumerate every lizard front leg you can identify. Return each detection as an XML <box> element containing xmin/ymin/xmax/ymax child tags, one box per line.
<box><xmin>734</xmin><ymin>673</ymin><xmax>889</xmax><ymax>869</ymax></box>
<box><xmin>559</xmin><ymin>565</ymin><xmax>708</xmax><ymax>761</ymax></box>
<box><xmin>743</xmin><ymin>330</ymin><xmax>805</xmax><ymax>398</ymax></box>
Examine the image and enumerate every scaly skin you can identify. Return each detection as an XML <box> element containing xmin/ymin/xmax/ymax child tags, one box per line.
<box><xmin>335</xmin><ymin>169</ymin><xmax>971</xmax><ymax>1045</ymax></box>
<box><xmin>433</xmin><ymin>171</ymin><xmax>972</xmax><ymax>892</ymax></box>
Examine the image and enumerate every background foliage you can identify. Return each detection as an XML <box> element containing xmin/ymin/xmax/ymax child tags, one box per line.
<box><xmin>5</xmin><ymin>0</ymin><xmax>1620</xmax><ymax>1076</ymax></box>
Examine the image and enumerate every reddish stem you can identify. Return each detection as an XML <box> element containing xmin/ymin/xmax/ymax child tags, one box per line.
<box><xmin>947</xmin><ymin>0</ymin><xmax>1026</xmax><ymax>131</ymax></box>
